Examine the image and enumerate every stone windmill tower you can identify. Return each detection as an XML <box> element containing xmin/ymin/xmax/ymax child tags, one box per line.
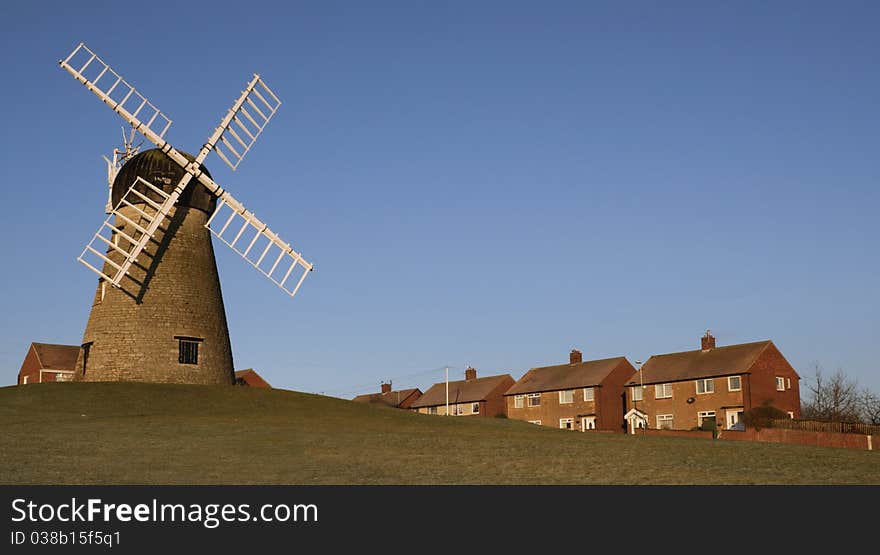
<box><xmin>58</xmin><ymin>43</ymin><xmax>314</xmax><ymax>385</ymax></box>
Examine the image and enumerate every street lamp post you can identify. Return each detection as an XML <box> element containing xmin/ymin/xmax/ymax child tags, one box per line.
<box><xmin>635</xmin><ymin>360</ymin><xmax>643</xmax><ymax>434</ymax></box>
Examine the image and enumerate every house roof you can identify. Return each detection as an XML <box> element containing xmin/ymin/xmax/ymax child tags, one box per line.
<box><xmin>625</xmin><ymin>340</ymin><xmax>773</xmax><ymax>386</ymax></box>
<box><xmin>31</xmin><ymin>343</ymin><xmax>79</xmax><ymax>371</ymax></box>
<box><xmin>353</xmin><ymin>388</ymin><xmax>421</xmax><ymax>408</ymax></box>
<box><xmin>234</xmin><ymin>369</ymin><xmax>271</xmax><ymax>388</ymax></box>
<box><xmin>411</xmin><ymin>374</ymin><xmax>513</xmax><ymax>408</ymax></box>
<box><xmin>505</xmin><ymin>356</ymin><xmax>629</xmax><ymax>395</ymax></box>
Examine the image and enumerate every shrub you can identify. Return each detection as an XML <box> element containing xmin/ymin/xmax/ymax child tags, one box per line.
<box><xmin>742</xmin><ymin>404</ymin><xmax>789</xmax><ymax>430</ymax></box>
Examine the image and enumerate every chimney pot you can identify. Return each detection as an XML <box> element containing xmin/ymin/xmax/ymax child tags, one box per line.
<box><xmin>465</xmin><ymin>367</ymin><xmax>477</xmax><ymax>381</ymax></box>
<box><xmin>381</xmin><ymin>381</ymin><xmax>392</xmax><ymax>394</ymax></box>
<box><xmin>570</xmin><ymin>349</ymin><xmax>583</xmax><ymax>364</ymax></box>
<box><xmin>701</xmin><ymin>330</ymin><xmax>716</xmax><ymax>351</ymax></box>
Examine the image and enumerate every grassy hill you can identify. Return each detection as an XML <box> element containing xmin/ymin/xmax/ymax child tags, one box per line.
<box><xmin>0</xmin><ymin>382</ymin><xmax>876</xmax><ymax>485</ymax></box>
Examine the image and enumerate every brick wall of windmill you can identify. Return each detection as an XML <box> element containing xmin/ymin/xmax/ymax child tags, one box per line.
<box><xmin>73</xmin><ymin>204</ymin><xmax>235</xmax><ymax>385</ymax></box>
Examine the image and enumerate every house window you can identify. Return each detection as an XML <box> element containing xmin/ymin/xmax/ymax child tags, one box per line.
<box><xmin>527</xmin><ymin>393</ymin><xmax>541</xmax><ymax>407</ymax></box>
<box><xmin>657</xmin><ymin>414</ymin><xmax>674</xmax><ymax>430</ymax></box>
<box><xmin>776</xmin><ymin>377</ymin><xmax>785</xmax><ymax>391</ymax></box>
<box><xmin>22</xmin><ymin>375</ymin><xmax>29</xmax><ymax>385</ymax></box>
<box><xmin>529</xmin><ymin>420</ymin><xmax>542</xmax><ymax>425</ymax></box>
<box><xmin>514</xmin><ymin>395</ymin><xmax>524</xmax><ymax>408</ymax></box>
<box><xmin>632</xmin><ymin>386</ymin><xmax>643</xmax><ymax>401</ymax></box>
<box><xmin>698</xmin><ymin>411</ymin><xmax>716</xmax><ymax>427</ymax></box>
<box><xmin>559</xmin><ymin>418</ymin><xmax>574</xmax><ymax>430</ymax></box>
<box><xmin>787</xmin><ymin>378</ymin><xmax>791</xmax><ymax>389</ymax></box>
<box><xmin>453</xmin><ymin>404</ymin><xmax>463</xmax><ymax>416</ymax></box>
<box><xmin>655</xmin><ymin>383</ymin><xmax>673</xmax><ymax>399</ymax></box>
<box><xmin>428</xmin><ymin>406</ymin><xmax>437</xmax><ymax>415</ymax></box>
<box><xmin>472</xmin><ymin>403</ymin><xmax>480</xmax><ymax>414</ymax></box>
<box><xmin>696</xmin><ymin>378</ymin><xmax>715</xmax><ymax>395</ymax></box>
<box><xmin>728</xmin><ymin>375</ymin><xmax>741</xmax><ymax>391</ymax></box>
<box><xmin>176</xmin><ymin>336</ymin><xmax>203</xmax><ymax>365</ymax></box>
<box><xmin>583</xmin><ymin>387</ymin><xmax>594</xmax><ymax>401</ymax></box>
<box><xmin>787</xmin><ymin>411</ymin><xmax>795</xmax><ymax>419</ymax></box>
<box><xmin>559</xmin><ymin>390</ymin><xmax>574</xmax><ymax>404</ymax></box>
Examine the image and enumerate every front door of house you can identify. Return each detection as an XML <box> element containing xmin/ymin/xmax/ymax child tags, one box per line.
<box><xmin>581</xmin><ymin>416</ymin><xmax>596</xmax><ymax>432</ymax></box>
<box><xmin>726</xmin><ymin>409</ymin><xmax>743</xmax><ymax>429</ymax></box>
<box><xmin>628</xmin><ymin>415</ymin><xmax>646</xmax><ymax>434</ymax></box>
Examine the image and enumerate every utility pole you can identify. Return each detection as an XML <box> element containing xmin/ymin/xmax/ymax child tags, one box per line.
<box><xmin>445</xmin><ymin>366</ymin><xmax>449</xmax><ymax>416</ymax></box>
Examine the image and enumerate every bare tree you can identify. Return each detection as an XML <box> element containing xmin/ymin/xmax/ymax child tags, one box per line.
<box><xmin>800</xmin><ymin>364</ymin><xmax>862</xmax><ymax>423</ymax></box>
<box><xmin>859</xmin><ymin>388</ymin><xmax>880</xmax><ymax>426</ymax></box>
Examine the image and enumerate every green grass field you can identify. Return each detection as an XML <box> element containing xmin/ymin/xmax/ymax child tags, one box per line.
<box><xmin>0</xmin><ymin>382</ymin><xmax>876</xmax><ymax>484</ymax></box>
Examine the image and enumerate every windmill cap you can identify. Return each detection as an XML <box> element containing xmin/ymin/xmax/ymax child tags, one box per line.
<box><xmin>111</xmin><ymin>148</ymin><xmax>216</xmax><ymax>214</ymax></box>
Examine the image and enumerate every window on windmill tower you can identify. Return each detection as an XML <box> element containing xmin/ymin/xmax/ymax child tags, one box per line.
<box><xmin>175</xmin><ymin>337</ymin><xmax>203</xmax><ymax>365</ymax></box>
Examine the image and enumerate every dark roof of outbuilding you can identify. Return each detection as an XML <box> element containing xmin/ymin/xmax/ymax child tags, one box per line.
<box><xmin>411</xmin><ymin>374</ymin><xmax>514</xmax><ymax>408</ymax></box>
<box><xmin>31</xmin><ymin>343</ymin><xmax>79</xmax><ymax>371</ymax></box>
<box><xmin>625</xmin><ymin>341</ymin><xmax>773</xmax><ymax>386</ymax></box>
<box><xmin>353</xmin><ymin>388</ymin><xmax>422</xmax><ymax>408</ymax></box>
<box><xmin>505</xmin><ymin>357</ymin><xmax>630</xmax><ymax>395</ymax></box>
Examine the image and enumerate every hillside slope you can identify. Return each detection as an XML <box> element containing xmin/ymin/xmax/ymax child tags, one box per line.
<box><xmin>0</xmin><ymin>383</ymin><xmax>876</xmax><ymax>484</ymax></box>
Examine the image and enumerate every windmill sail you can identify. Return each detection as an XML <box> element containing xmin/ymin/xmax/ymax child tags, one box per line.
<box><xmin>206</xmin><ymin>194</ymin><xmax>313</xmax><ymax>298</ymax></box>
<box><xmin>59</xmin><ymin>43</ymin><xmax>172</xmax><ymax>140</ymax></box>
<box><xmin>60</xmin><ymin>42</ymin><xmax>314</xmax><ymax>299</ymax></box>
<box><xmin>212</xmin><ymin>77</ymin><xmax>282</xmax><ymax>171</ymax></box>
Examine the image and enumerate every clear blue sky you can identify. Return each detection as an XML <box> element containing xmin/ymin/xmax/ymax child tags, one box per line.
<box><xmin>1</xmin><ymin>1</ymin><xmax>877</xmax><ymax>399</ymax></box>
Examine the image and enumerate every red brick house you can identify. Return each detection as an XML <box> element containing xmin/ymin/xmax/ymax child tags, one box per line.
<box><xmin>411</xmin><ymin>367</ymin><xmax>514</xmax><ymax>417</ymax></box>
<box><xmin>624</xmin><ymin>331</ymin><xmax>800</xmax><ymax>434</ymax></box>
<box><xmin>505</xmin><ymin>349</ymin><xmax>635</xmax><ymax>432</ymax></box>
<box><xmin>353</xmin><ymin>382</ymin><xmax>422</xmax><ymax>409</ymax></box>
<box><xmin>234</xmin><ymin>368</ymin><xmax>271</xmax><ymax>388</ymax></box>
<box><xmin>17</xmin><ymin>342</ymin><xmax>79</xmax><ymax>385</ymax></box>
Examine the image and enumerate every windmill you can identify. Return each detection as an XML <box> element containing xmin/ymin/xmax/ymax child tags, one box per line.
<box><xmin>58</xmin><ymin>42</ymin><xmax>314</xmax><ymax>384</ymax></box>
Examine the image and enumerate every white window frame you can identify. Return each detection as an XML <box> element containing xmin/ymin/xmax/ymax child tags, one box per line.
<box><xmin>559</xmin><ymin>390</ymin><xmax>574</xmax><ymax>404</ymax></box>
<box><xmin>631</xmin><ymin>386</ymin><xmax>643</xmax><ymax>401</ymax></box>
<box><xmin>453</xmin><ymin>404</ymin><xmax>464</xmax><ymax>415</ymax></box>
<box><xmin>787</xmin><ymin>411</ymin><xmax>795</xmax><ymax>419</ymax></box>
<box><xmin>787</xmin><ymin>377</ymin><xmax>791</xmax><ymax>389</ymax></box>
<box><xmin>428</xmin><ymin>406</ymin><xmax>437</xmax><ymax>415</ymax></box>
<box><xmin>656</xmin><ymin>414</ymin><xmax>674</xmax><ymax>430</ymax></box>
<box><xmin>697</xmin><ymin>410</ymin><xmax>716</xmax><ymax>427</ymax></box>
<box><xmin>471</xmin><ymin>402</ymin><xmax>480</xmax><ymax>414</ymax></box>
<box><xmin>514</xmin><ymin>395</ymin><xmax>524</xmax><ymax>409</ymax></box>
<box><xmin>529</xmin><ymin>420</ymin><xmax>542</xmax><ymax>425</ymax></box>
<box><xmin>559</xmin><ymin>418</ymin><xmax>574</xmax><ymax>430</ymax></box>
<box><xmin>776</xmin><ymin>377</ymin><xmax>785</xmax><ymax>391</ymax></box>
<box><xmin>728</xmin><ymin>375</ymin><xmax>741</xmax><ymax>392</ymax></box>
<box><xmin>22</xmin><ymin>375</ymin><xmax>29</xmax><ymax>384</ymax></box>
<box><xmin>527</xmin><ymin>393</ymin><xmax>541</xmax><ymax>407</ymax></box>
<box><xmin>655</xmin><ymin>383</ymin><xmax>673</xmax><ymax>399</ymax></box>
<box><xmin>583</xmin><ymin>387</ymin><xmax>594</xmax><ymax>402</ymax></box>
<box><xmin>696</xmin><ymin>378</ymin><xmax>714</xmax><ymax>395</ymax></box>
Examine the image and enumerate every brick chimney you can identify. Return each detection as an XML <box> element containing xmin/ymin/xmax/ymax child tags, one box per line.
<box><xmin>701</xmin><ymin>330</ymin><xmax>716</xmax><ymax>351</ymax></box>
<box><xmin>465</xmin><ymin>367</ymin><xmax>477</xmax><ymax>381</ymax></box>
<box><xmin>381</xmin><ymin>381</ymin><xmax>392</xmax><ymax>393</ymax></box>
<box><xmin>570</xmin><ymin>349</ymin><xmax>583</xmax><ymax>364</ymax></box>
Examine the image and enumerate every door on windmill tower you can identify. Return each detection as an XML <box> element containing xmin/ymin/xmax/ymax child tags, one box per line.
<box><xmin>726</xmin><ymin>409</ymin><xmax>745</xmax><ymax>430</ymax></box>
<box><xmin>581</xmin><ymin>416</ymin><xmax>596</xmax><ymax>432</ymax></box>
